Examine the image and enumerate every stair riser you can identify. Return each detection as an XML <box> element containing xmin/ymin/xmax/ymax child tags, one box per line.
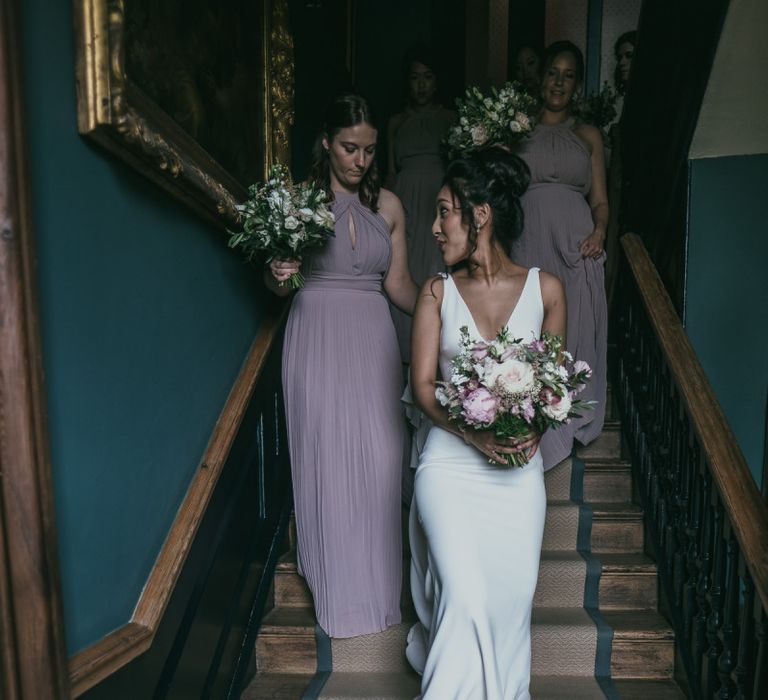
<box><xmin>532</xmin><ymin>634</ymin><xmax>674</xmax><ymax>680</ymax></box>
<box><xmin>611</xmin><ymin>639</ymin><xmax>675</xmax><ymax>679</ymax></box>
<box><xmin>600</xmin><ymin>574</ymin><xmax>657</xmax><ymax>610</ymax></box>
<box><xmin>591</xmin><ymin>520</ymin><xmax>644</xmax><ymax>553</ymax></box>
<box><xmin>533</xmin><ymin>571</ymin><xmax>657</xmax><ymax>610</ymax></box>
<box><xmin>275</xmin><ymin>572</ymin><xmax>313</xmax><ymax>608</ymax></box>
<box><xmin>583</xmin><ymin>471</ymin><xmax>632</xmax><ymax>503</ymax></box>
<box><xmin>256</xmin><ymin>635</ymin><xmax>316</xmax><ymax>674</ymax></box>
<box><xmin>578</xmin><ymin>430</ymin><xmax>622</xmax><ymax>459</ymax></box>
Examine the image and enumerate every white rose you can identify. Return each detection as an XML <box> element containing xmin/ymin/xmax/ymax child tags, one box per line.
<box><xmin>516</xmin><ymin>112</ymin><xmax>531</xmax><ymax>129</ymax></box>
<box><xmin>298</xmin><ymin>207</ymin><xmax>313</xmax><ymax>222</ymax></box>
<box><xmin>470</xmin><ymin>124</ymin><xmax>488</xmax><ymax>146</ymax></box>
<box><xmin>483</xmin><ymin>97</ymin><xmax>494</xmax><ymax>109</ymax></box>
<box><xmin>485</xmin><ymin>358</ymin><xmax>535</xmax><ymax>394</ymax></box>
<box><xmin>542</xmin><ymin>392</ymin><xmax>572</xmax><ymax>421</ymax></box>
<box><xmin>509</xmin><ymin>120</ymin><xmax>522</xmax><ymax>133</ymax></box>
<box><xmin>284</xmin><ymin>216</ymin><xmax>300</xmax><ymax>230</ymax></box>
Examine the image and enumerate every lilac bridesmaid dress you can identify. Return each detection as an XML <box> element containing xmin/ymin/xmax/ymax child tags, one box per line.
<box><xmin>515</xmin><ymin>118</ymin><xmax>608</xmax><ymax>469</ymax></box>
<box><xmin>282</xmin><ymin>190</ymin><xmax>404</xmax><ymax>637</ymax></box>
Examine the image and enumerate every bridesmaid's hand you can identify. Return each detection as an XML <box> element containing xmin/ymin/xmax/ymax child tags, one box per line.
<box><xmin>269</xmin><ymin>257</ymin><xmax>301</xmax><ymax>283</ymax></box>
<box><xmin>579</xmin><ymin>229</ymin><xmax>605</xmax><ymax>260</ymax></box>
<box><xmin>464</xmin><ymin>429</ymin><xmax>540</xmax><ymax>465</ymax></box>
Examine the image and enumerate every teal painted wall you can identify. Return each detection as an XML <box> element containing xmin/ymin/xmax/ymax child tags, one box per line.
<box><xmin>20</xmin><ymin>3</ymin><xmax>268</xmax><ymax>653</ymax></box>
<box><xmin>686</xmin><ymin>154</ymin><xmax>768</xmax><ymax>485</ymax></box>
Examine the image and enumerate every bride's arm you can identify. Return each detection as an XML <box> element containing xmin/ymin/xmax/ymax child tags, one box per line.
<box><xmin>410</xmin><ymin>277</ymin><xmax>525</xmax><ymax>464</ymax></box>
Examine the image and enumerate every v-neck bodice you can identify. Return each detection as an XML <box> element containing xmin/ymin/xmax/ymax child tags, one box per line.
<box><xmin>438</xmin><ymin>269</ymin><xmax>544</xmax><ymax>381</ymax></box>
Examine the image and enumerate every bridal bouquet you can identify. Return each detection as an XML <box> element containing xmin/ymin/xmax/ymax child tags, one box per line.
<box><xmin>436</xmin><ymin>326</ymin><xmax>593</xmax><ymax>467</ymax></box>
<box><xmin>445</xmin><ymin>82</ymin><xmax>538</xmax><ymax>158</ymax></box>
<box><xmin>575</xmin><ymin>82</ymin><xmax>618</xmax><ymax>131</ymax></box>
<box><xmin>228</xmin><ymin>163</ymin><xmax>335</xmax><ymax>289</ymax></box>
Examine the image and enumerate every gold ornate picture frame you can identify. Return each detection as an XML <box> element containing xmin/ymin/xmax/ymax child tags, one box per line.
<box><xmin>74</xmin><ymin>0</ymin><xmax>293</xmax><ymax>226</ymax></box>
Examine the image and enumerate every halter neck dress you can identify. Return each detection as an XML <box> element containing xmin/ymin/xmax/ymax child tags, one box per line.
<box><xmin>514</xmin><ymin>117</ymin><xmax>608</xmax><ymax>469</ymax></box>
<box><xmin>282</xmin><ymin>190</ymin><xmax>404</xmax><ymax>637</ymax></box>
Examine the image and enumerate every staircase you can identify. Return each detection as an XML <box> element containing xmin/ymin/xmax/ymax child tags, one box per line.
<box><xmin>242</xmin><ymin>394</ymin><xmax>687</xmax><ymax>699</ymax></box>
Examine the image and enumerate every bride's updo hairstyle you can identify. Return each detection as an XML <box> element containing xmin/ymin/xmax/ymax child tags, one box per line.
<box><xmin>309</xmin><ymin>92</ymin><xmax>381</xmax><ymax>212</ymax></box>
<box><xmin>443</xmin><ymin>146</ymin><xmax>531</xmax><ymax>256</ymax></box>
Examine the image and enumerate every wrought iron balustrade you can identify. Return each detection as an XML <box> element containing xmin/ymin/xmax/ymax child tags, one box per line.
<box><xmin>614</xmin><ymin>233</ymin><xmax>768</xmax><ymax>699</ymax></box>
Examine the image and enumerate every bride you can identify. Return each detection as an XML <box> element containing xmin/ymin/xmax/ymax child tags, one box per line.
<box><xmin>406</xmin><ymin>147</ymin><xmax>566</xmax><ymax>698</ymax></box>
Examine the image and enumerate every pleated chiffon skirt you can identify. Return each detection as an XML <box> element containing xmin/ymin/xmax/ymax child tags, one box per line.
<box><xmin>282</xmin><ymin>280</ymin><xmax>404</xmax><ymax>637</ymax></box>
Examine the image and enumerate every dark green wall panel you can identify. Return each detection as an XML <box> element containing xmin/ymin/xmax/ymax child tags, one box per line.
<box><xmin>686</xmin><ymin>154</ymin><xmax>768</xmax><ymax>485</ymax></box>
<box><xmin>20</xmin><ymin>1</ymin><xmax>267</xmax><ymax>653</ymax></box>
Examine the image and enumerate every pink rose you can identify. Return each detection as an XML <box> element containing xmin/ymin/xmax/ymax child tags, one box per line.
<box><xmin>540</xmin><ymin>388</ymin><xmax>572</xmax><ymax>421</ymax></box>
<box><xmin>462</xmin><ymin>387</ymin><xmax>499</xmax><ymax>425</ymax></box>
<box><xmin>471</xmin><ymin>342</ymin><xmax>489</xmax><ymax>361</ymax></box>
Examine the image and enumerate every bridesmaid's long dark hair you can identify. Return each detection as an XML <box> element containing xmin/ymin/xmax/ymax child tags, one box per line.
<box><xmin>309</xmin><ymin>92</ymin><xmax>381</xmax><ymax>213</ymax></box>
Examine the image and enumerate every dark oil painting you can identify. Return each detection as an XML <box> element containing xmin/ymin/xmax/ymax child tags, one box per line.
<box><xmin>125</xmin><ymin>0</ymin><xmax>264</xmax><ymax>187</ymax></box>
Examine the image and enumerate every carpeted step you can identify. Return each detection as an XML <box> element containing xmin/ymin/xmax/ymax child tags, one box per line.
<box><xmin>316</xmin><ymin>671</ymin><xmax>420</xmax><ymax>699</ymax></box>
<box><xmin>330</xmin><ymin>623</ymin><xmax>412</xmax><ymax>673</ymax></box>
<box><xmin>544</xmin><ymin>456</ymin><xmax>632</xmax><ymax>504</ymax></box>
<box><xmin>530</xmin><ymin>608</ymin><xmax>599</xmax><ymax>677</ymax></box>
<box><xmin>534</xmin><ymin>552</ymin><xmax>588</xmax><ymax>607</ymax></box>
<box><xmin>240</xmin><ymin>671</ymin><xmax>313</xmax><ymax>699</ymax></box>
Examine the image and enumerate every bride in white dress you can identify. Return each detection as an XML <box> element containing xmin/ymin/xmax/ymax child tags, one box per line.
<box><xmin>406</xmin><ymin>147</ymin><xmax>567</xmax><ymax>699</ymax></box>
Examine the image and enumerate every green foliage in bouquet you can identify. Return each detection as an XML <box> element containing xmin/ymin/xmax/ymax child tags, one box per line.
<box><xmin>228</xmin><ymin>164</ymin><xmax>335</xmax><ymax>288</ymax></box>
<box><xmin>445</xmin><ymin>82</ymin><xmax>539</xmax><ymax>158</ymax></box>
<box><xmin>575</xmin><ymin>82</ymin><xmax>618</xmax><ymax>131</ymax></box>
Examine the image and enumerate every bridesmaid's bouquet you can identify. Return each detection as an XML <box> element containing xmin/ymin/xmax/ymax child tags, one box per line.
<box><xmin>228</xmin><ymin>163</ymin><xmax>335</xmax><ymax>289</ymax></box>
<box><xmin>575</xmin><ymin>82</ymin><xmax>618</xmax><ymax>131</ymax></box>
<box><xmin>445</xmin><ymin>82</ymin><xmax>538</xmax><ymax>158</ymax></box>
<box><xmin>436</xmin><ymin>326</ymin><xmax>593</xmax><ymax>467</ymax></box>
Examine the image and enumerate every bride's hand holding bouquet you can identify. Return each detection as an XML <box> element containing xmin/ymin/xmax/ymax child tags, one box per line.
<box><xmin>437</xmin><ymin>326</ymin><xmax>593</xmax><ymax>467</ymax></box>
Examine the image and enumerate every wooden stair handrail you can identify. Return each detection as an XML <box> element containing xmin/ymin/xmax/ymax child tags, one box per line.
<box><xmin>621</xmin><ymin>232</ymin><xmax>768</xmax><ymax>612</ymax></box>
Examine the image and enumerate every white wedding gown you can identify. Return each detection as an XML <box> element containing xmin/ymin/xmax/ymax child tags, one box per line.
<box><xmin>406</xmin><ymin>269</ymin><xmax>547</xmax><ymax>699</ymax></box>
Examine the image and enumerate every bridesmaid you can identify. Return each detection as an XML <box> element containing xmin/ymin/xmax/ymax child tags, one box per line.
<box><xmin>514</xmin><ymin>40</ymin><xmax>609</xmax><ymax>469</ymax></box>
<box><xmin>266</xmin><ymin>93</ymin><xmax>418</xmax><ymax>637</ymax></box>
<box><xmin>386</xmin><ymin>44</ymin><xmax>456</xmax><ymax>362</ymax></box>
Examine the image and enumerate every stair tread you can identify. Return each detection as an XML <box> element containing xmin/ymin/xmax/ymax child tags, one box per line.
<box><xmin>611</xmin><ymin>678</ymin><xmax>686</xmax><ymax>699</ymax></box>
<box><xmin>242</xmin><ymin>674</ymin><xmax>685</xmax><ymax>700</ymax></box>
<box><xmin>240</xmin><ymin>672</ymin><xmax>312</xmax><ymax>699</ymax></box>
<box><xmin>260</xmin><ymin>606</ymin><xmax>316</xmax><ymax>635</ymax></box>
<box><xmin>581</xmin><ymin>457</ymin><xmax>631</xmax><ymax>470</ymax></box>
<box><xmin>597</xmin><ymin>553</ymin><xmax>657</xmax><ymax>573</ymax></box>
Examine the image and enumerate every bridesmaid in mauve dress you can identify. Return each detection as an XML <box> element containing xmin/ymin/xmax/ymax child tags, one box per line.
<box><xmin>387</xmin><ymin>44</ymin><xmax>456</xmax><ymax>362</ymax></box>
<box><xmin>515</xmin><ymin>41</ymin><xmax>609</xmax><ymax>470</ymax></box>
<box><xmin>266</xmin><ymin>93</ymin><xmax>418</xmax><ymax>638</ymax></box>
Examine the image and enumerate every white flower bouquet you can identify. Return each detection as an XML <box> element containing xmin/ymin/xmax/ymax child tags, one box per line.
<box><xmin>228</xmin><ymin>163</ymin><xmax>335</xmax><ymax>289</ymax></box>
<box><xmin>437</xmin><ymin>326</ymin><xmax>593</xmax><ymax>467</ymax></box>
<box><xmin>445</xmin><ymin>82</ymin><xmax>538</xmax><ymax>158</ymax></box>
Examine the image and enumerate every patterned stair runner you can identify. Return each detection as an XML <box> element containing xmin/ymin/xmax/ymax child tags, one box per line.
<box><xmin>243</xmin><ymin>402</ymin><xmax>686</xmax><ymax>699</ymax></box>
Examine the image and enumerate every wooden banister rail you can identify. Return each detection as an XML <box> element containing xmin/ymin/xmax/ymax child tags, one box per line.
<box><xmin>621</xmin><ymin>233</ymin><xmax>768</xmax><ymax>609</ymax></box>
<box><xmin>616</xmin><ymin>233</ymin><xmax>768</xmax><ymax>699</ymax></box>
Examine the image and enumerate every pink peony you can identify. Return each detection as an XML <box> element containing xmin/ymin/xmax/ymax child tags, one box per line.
<box><xmin>462</xmin><ymin>387</ymin><xmax>499</xmax><ymax>425</ymax></box>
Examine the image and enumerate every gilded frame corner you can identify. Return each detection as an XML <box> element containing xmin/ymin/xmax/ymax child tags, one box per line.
<box><xmin>73</xmin><ymin>0</ymin><xmax>294</xmax><ymax>226</ymax></box>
